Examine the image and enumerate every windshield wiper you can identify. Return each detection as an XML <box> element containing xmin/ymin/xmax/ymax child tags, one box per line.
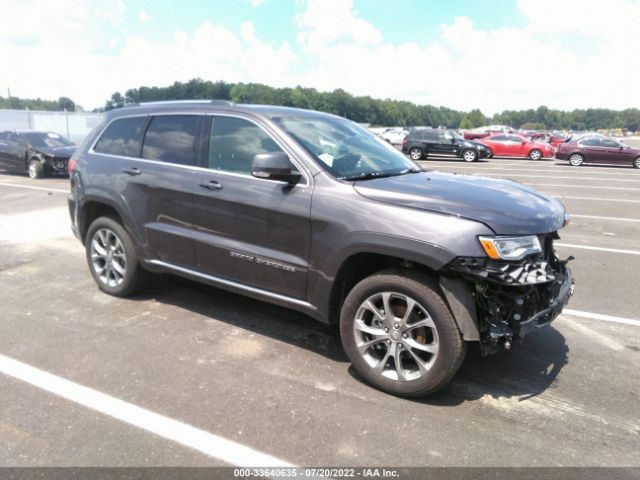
<box><xmin>341</xmin><ymin>168</ymin><xmax>422</xmax><ymax>181</ymax></box>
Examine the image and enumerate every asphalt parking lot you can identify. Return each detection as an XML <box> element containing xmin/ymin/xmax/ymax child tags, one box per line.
<box><xmin>0</xmin><ymin>155</ymin><xmax>639</xmax><ymax>469</ymax></box>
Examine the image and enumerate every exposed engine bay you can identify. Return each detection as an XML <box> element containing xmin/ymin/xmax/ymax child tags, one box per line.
<box><xmin>441</xmin><ymin>233</ymin><xmax>574</xmax><ymax>354</ymax></box>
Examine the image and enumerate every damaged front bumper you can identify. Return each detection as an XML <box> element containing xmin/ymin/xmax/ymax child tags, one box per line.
<box><xmin>440</xmin><ymin>234</ymin><xmax>575</xmax><ymax>354</ymax></box>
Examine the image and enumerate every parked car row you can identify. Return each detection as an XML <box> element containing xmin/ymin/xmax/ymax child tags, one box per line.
<box><xmin>400</xmin><ymin>128</ymin><xmax>553</xmax><ymax>162</ymax></box>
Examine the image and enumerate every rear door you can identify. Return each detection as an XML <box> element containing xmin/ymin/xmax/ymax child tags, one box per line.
<box><xmin>420</xmin><ymin>130</ymin><xmax>440</xmax><ymax>156</ymax></box>
<box><xmin>2</xmin><ymin>133</ymin><xmax>28</xmax><ymax>171</ymax></box>
<box><xmin>579</xmin><ymin>138</ymin><xmax>609</xmax><ymax>164</ymax></box>
<box><xmin>92</xmin><ymin>114</ymin><xmax>204</xmax><ymax>268</ymax></box>
<box><xmin>192</xmin><ymin>115</ymin><xmax>312</xmax><ymax>299</ymax></box>
<box><xmin>485</xmin><ymin>135</ymin><xmax>508</xmax><ymax>155</ymax></box>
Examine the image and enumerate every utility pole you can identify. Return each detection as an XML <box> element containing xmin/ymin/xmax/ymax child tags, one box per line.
<box><xmin>7</xmin><ymin>87</ymin><xmax>11</xmax><ymax>108</ymax></box>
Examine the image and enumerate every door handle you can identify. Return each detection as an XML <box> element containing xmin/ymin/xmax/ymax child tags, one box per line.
<box><xmin>122</xmin><ymin>167</ymin><xmax>141</xmax><ymax>176</ymax></box>
<box><xmin>199</xmin><ymin>180</ymin><xmax>223</xmax><ymax>191</ymax></box>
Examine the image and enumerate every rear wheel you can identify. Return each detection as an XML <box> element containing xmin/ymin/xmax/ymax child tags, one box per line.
<box><xmin>634</xmin><ymin>157</ymin><xmax>640</xmax><ymax>169</ymax></box>
<box><xmin>340</xmin><ymin>270</ymin><xmax>466</xmax><ymax>397</ymax></box>
<box><xmin>28</xmin><ymin>159</ymin><xmax>45</xmax><ymax>179</ymax></box>
<box><xmin>462</xmin><ymin>149</ymin><xmax>478</xmax><ymax>162</ymax></box>
<box><xmin>409</xmin><ymin>147</ymin><xmax>423</xmax><ymax>161</ymax></box>
<box><xmin>85</xmin><ymin>216</ymin><xmax>150</xmax><ymax>297</ymax></box>
<box><xmin>569</xmin><ymin>153</ymin><xmax>584</xmax><ymax>166</ymax></box>
<box><xmin>529</xmin><ymin>149</ymin><xmax>543</xmax><ymax>160</ymax></box>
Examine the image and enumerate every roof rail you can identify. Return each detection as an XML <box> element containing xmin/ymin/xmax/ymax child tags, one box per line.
<box><xmin>138</xmin><ymin>99</ymin><xmax>235</xmax><ymax>106</ymax></box>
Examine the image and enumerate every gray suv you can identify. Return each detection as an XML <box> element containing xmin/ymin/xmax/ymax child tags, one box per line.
<box><xmin>68</xmin><ymin>101</ymin><xmax>574</xmax><ymax>397</ymax></box>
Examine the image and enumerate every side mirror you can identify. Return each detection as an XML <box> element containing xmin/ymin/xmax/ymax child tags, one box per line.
<box><xmin>251</xmin><ymin>151</ymin><xmax>301</xmax><ymax>184</ymax></box>
<box><xmin>450</xmin><ymin>138</ymin><xmax>456</xmax><ymax>143</ymax></box>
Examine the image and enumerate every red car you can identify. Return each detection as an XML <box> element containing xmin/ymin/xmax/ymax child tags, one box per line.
<box><xmin>477</xmin><ymin>133</ymin><xmax>555</xmax><ymax>160</ymax></box>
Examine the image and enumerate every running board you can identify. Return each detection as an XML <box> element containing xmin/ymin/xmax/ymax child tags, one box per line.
<box><xmin>148</xmin><ymin>259</ymin><xmax>316</xmax><ymax>310</ymax></box>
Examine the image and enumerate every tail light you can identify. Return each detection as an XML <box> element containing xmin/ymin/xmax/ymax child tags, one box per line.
<box><xmin>403</xmin><ymin>137</ymin><xmax>408</xmax><ymax>144</ymax></box>
<box><xmin>68</xmin><ymin>157</ymin><xmax>77</xmax><ymax>174</ymax></box>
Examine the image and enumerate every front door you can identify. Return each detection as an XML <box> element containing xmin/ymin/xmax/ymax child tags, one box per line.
<box><xmin>192</xmin><ymin>115</ymin><xmax>312</xmax><ymax>300</ymax></box>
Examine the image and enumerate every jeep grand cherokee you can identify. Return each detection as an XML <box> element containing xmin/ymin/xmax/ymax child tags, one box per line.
<box><xmin>68</xmin><ymin>100</ymin><xmax>574</xmax><ymax>397</ymax></box>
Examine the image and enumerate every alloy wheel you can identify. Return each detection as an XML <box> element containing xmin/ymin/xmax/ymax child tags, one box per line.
<box><xmin>529</xmin><ymin>150</ymin><xmax>542</xmax><ymax>160</ymax></box>
<box><xmin>463</xmin><ymin>150</ymin><xmax>477</xmax><ymax>162</ymax></box>
<box><xmin>90</xmin><ymin>228</ymin><xmax>127</xmax><ymax>288</ymax></box>
<box><xmin>28</xmin><ymin>163</ymin><xmax>37</xmax><ymax>178</ymax></box>
<box><xmin>353</xmin><ymin>291</ymin><xmax>439</xmax><ymax>382</ymax></box>
<box><xmin>569</xmin><ymin>154</ymin><xmax>584</xmax><ymax>166</ymax></box>
<box><xmin>409</xmin><ymin>148</ymin><xmax>422</xmax><ymax>161</ymax></box>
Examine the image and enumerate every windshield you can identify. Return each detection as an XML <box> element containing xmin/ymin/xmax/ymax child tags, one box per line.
<box><xmin>22</xmin><ymin>132</ymin><xmax>74</xmax><ymax>148</ymax></box>
<box><xmin>273</xmin><ymin>115</ymin><xmax>418</xmax><ymax>180</ymax></box>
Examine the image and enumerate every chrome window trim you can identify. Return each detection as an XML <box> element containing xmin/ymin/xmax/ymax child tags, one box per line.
<box><xmin>88</xmin><ymin>111</ymin><xmax>311</xmax><ymax>187</ymax></box>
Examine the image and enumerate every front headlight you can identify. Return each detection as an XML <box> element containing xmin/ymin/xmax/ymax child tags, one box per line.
<box><xmin>479</xmin><ymin>235</ymin><xmax>542</xmax><ymax>260</ymax></box>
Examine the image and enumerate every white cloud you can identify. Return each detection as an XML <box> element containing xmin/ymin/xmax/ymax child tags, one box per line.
<box><xmin>138</xmin><ymin>10</ymin><xmax>150</xmax><ymax>23</ymax></box>
<box><xmin>0</xmin><ymin>0</ymin><xmax>638</xmax><ymax>114</ymax></box>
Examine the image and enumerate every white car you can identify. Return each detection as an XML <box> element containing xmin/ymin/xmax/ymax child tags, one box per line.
<box><xmin>381</xmin><ymin>128</ymin><xmax>409</xmax><ymax>145</ymax></box>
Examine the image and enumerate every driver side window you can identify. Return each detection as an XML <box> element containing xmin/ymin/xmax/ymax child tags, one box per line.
<box><xmin>208</xmin><ymin>117</ymin><xmax>283</xmax><ymax>175</ymax></box>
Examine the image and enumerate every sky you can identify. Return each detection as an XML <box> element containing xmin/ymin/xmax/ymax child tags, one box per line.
<box><xmin>0</xmin><ymin>0</ymin><xmax>638</xmax><ymax>114</ymax></box>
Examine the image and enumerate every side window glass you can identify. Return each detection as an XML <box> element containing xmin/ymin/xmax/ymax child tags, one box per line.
<box><xmin>208</xmin><ymin>117</ymin><xmax>282</xmax><ymax>175</ymax></box>
<box><xmin>601</xmin><ymin>139</ymin><xmax>619</xmax><ymax>148</ymax></box>
<box><xmin>94</xmin><ymin>117</ymin><xmax>147</xmax><ymax>157</ymax></box>
<box><xmin>142</xmin><ymin>115</ymin><xmax>200</xmax><ymax>166</ymax></box>
<box><xmin>492</xmin><ymin>135</ymin><xmax>506</xmax><ymax>141</ymax></box>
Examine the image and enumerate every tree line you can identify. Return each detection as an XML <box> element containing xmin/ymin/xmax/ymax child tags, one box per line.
<box><xmin>3</xmin><ymin>79</ymin><xmax>639</xmax><ymax>131</ymax></box>
<box><xmin>0</xmin><ymin>95</ymin><xmax>76</xmax><ymax>112</ymax></box>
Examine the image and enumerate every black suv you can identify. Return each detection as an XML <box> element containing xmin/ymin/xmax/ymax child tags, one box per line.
<box><xmin>402</xmin><ymin>128</ymin><xmax>491</xmax><ymax>162</ymax></box>
<box><xmin>68</xmin><ymin>101</ymin><xmax>574</xmax><ymax>397</ymax></box>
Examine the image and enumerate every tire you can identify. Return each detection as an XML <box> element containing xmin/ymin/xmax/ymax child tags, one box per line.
<box><xmin>634</xmin><ymin>157</ymin><xmax>640</xmax><ymax>169</ymax></box>
<box><xmin>28</xmin><ymin>159</ymin><xmax>45</xmax><ymax>179</ymax></box>
<box><xmin>340</xmin><ymin>269</ymin><xmax>466</xmax><ymax>397</ymax></box>
<box><xmin>461</xmin><ymin>149</ymin><xmax>478</xmax><ymax>162</ymax></box>
<box><xmin>85</xmin><ymin>216</ymin><xmax>150</xmax><ymax>297</ymax></box>
<box><xmin>486</xmin><ymin>149</ymin><xmax>493</xmax><ymax>159</ymax></box>
<box><xmin>528</xmin><ymin>149</ymin><xmax>543</xmax><ymax>160</ymax></box>
<box><xmin>569</xmin><ymin>153</ymin><xmax>584</xmax><ymax>167</ymax></box>
<box><xmin>408</xmin><ymin>147</ymin><xmax>423</xmax><ymax>161</ymax></box>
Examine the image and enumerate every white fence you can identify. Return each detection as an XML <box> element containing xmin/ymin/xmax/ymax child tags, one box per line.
<box><xmin>0</xmin><ymin>109</ymin><xmax>102</xmax><ymax>143</ymax></box>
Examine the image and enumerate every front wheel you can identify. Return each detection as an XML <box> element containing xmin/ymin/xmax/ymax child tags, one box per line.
<box><xmin>462</xmin><ymin>149</ymin><xmax>478</xmax><ymax>162</ymax></box>
<box><xmin>85</xmin><ymin>216</ymin><xmax>150</xmax><ymax>297</ymax></box>
<box><xmin>569</xmin><ymin>153</ymin><xmax>584</xmax><ymax>166</ymax></box>
<box><xmin>634</xmin><ymin>157</ymin><xmax>640</xmax><ymax>169</ymax></box>
<box><xmin>28</xmin><ymin>159</ymin><xmax>45</xmax><ymax>179</ymax></box>
<box><xmin>340</xmin><ymin>270</ymin><xmax>466</xmax><ymax>397</ymax></box>
<box><xmin>408</xmin><ymin>147</ymin><xmax>423</xmax><ymax>161</ymax></box>
<box><xmin>529</xmin><ymin>149</ymin><xmax>543</xmax><ymax>160</ymax></box>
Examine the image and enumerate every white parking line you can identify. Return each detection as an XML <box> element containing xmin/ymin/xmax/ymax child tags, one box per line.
<box><xmin>562</xmin><ymin>310</ymin><xmax>640</xmax><ymax>327</ymax></box>
<box><xmin>478</xmin><ymin>174</ymin><xmax>640</xmax><ymax>183</ymax></box>
<box><xmin>437</xmin><ymin>166</ymin><xmax>640</xmax><ymax>176</ymax></box>
<box><xmin>0</xmin><ymin>182</ymin><xmax>68</xmax><ymax>194</ymax></box>
<box><xmin>555</xmin><ymin>195</ymin><xmax>640</xmax><ymax>204</ymax></box>
<box><xmin>570</xmin><ymin>214</ymin><xmax>640</xmax><ymax>223</ymax></box>
<box><xmin>0</xmin><ymin>353</ymin><xmax>294</xmax><ymax>467</ymax></box>
<box><xmin>527</xmin><ymin>183</ymin><xmax>640</xmax><ymax>191</ymax></box>
<box><xmin>555</xmin><ymin>243</ymin><xmax>640</xmax><ymax>255</ymax></box>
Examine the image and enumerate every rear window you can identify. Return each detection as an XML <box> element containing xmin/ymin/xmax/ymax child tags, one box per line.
<box><xmin>94</xmin><ymin>116</ymin><xmax>147</xmax><ymax>157</ymax></box>
<box><xmin>142</xmin><ymin>115</ymin><xmax>200</xmax><ymax>166</ymax></box>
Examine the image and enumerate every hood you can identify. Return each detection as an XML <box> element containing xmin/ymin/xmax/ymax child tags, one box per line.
<box><xmin>354</xmin><ymin>171</ymin><xmax>566</xmax><ymax>235</ymax></box>
<box><xmin>33</xmin><ymin>145</ymin><xmax>76</xmax><ymax>158</ymax></box>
